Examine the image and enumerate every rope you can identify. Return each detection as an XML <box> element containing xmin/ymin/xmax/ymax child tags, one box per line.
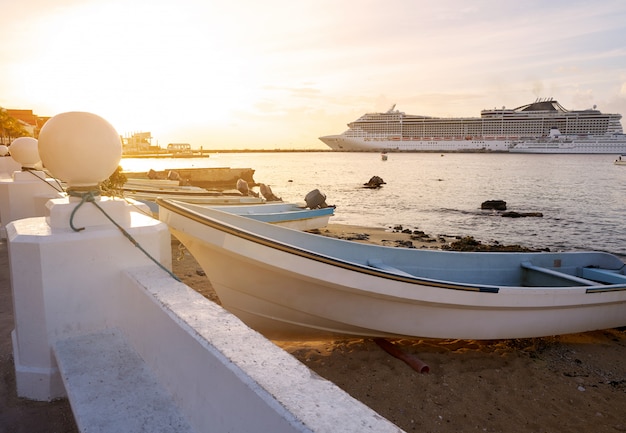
<box><xmin>23</xmin><ymin>167</ymin><xmax>66</xmax><ymax>193</ymax></box>
<box><xmin>67</xmin><ymin>189</ymin><xmax>181</xmax><ymax>282</ymax></box>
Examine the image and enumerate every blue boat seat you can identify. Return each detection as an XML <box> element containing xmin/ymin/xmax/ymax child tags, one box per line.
<box><xmin>580</xmin><ymin>267</ymin><xmax>626</xmax><ymax>285</ymax></box>
<box><xmin>520</xmin><ymin>261</ymin><xmax>597</xmax><ymax>286</ymax></box>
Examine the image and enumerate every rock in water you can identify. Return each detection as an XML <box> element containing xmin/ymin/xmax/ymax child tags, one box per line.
<box><xmin>363</xmin><ymin>176</ymin><xmax>386</xmax><ymax>188</ymax></box>
<box><xmin>481</xmin><ymin>200</ymin><xmax>507</xmax><ymax>210</ymax></box>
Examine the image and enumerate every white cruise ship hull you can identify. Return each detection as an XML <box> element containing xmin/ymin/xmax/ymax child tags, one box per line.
<box><xmin>319</xmin><ymin>135</ymin><xmax>512</xmax><ymax>152</ymax></box>
<box><xmin>510</xmin><ymin>136</ymin><xmax>626</xmax><ymax>154</ymax></box>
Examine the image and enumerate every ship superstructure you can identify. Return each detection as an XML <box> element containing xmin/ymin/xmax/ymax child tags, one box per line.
<box><xmin>319</xmin><ymin>99</ymin><xmax>626</xmax><ymax>153</ymax></box>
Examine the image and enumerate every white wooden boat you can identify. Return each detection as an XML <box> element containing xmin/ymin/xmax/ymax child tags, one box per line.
<box><xmin>122</xmin><ymin>178</ymin><xmax>264</xmax><ymax>214</ymax></box>
<box><xmin>122</xmin><ymin>178</ymin><xmax>258</xmax><ymax>201</ymax></box>
<box><xmin>201</xmin><ymin>201</ymin><xmax>334</xmax><ymax>230</ymax></box>
<box><xmin>158</xmin><ymin>198</ymin><xmax>626</xmax><ymax>340</ymax></box>
<box><xmin>615</xmin><ymin>155</ymin><xmax>626</xmax><ymax>165</ymax></box>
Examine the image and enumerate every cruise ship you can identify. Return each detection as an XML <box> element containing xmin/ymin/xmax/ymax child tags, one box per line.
<box><xmin>319</xmin><ymin>99</ymin><xmax>626</xmax><ymax>153</ymax></box>
<box><xmin>509</xmin><ymin>127</ymin><xmax>626</xmax><ymax>154</ymax></box>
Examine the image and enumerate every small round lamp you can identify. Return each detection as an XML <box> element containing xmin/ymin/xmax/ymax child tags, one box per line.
<box><xmin>38</xmin><ymin>112</ymin><xmax>122</xmax><ymax>191</ymax></box>
<box><xmin>9</xmin><ymin>137</ymin><xmax>40</xmax><ymax>169</ymax></box>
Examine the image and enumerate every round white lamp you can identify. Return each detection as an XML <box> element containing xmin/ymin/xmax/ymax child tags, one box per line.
<box><xmin>38</xmin><ymin>112</ymin><xmax>122</xmax><ymax>192</ymax></box>
<box><xmin>0</xmin><ymin>145</ymin><xmax>8</xmax><ymax>156</ymax></box>
<box><xmin>9</xmin><ymin>137</ymin><xmax>40</xmax><ymax>169</ymax></box>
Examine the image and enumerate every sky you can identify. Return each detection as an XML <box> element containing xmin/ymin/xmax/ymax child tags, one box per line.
<box><xmin>2</xmin><ymin>0</ymin><xmax>626</xmax><ymax>150</ymax></box>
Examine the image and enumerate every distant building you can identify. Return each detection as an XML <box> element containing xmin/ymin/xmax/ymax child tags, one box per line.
<box><xmin>1</xmin><ymin>109</ymin><xmax>50</xmax><ymax>144</ymax></box>
<box><xmin>166</xmin><ymin>143</ymin><xmax>192</xmax><ymax>154</ymax></box>
<box><xmin>122</xmin><ymin>132</ymin><xmax>155</xmax><ymax>154</ymax></box>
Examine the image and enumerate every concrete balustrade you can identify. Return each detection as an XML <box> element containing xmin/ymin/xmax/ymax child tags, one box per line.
<box><xmin>8</xmin><ymin>198</ymin><xmax>172</xmax><ymax>401</ymax></box>
<box><xmin>5</xmin><ymin>111</ymin><xmax>402</xmax><ymax>432</ymax></box>
<box><xmin>6</xmin><ymin>186</ymin><xmax>402</xmax><ymax>433</ymax></box>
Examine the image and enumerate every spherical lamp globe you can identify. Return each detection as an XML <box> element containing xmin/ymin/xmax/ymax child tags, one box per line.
<box><xmin>38</xmin><ymin>112</ymin><xmax>122</xmax><ymax>190</ymax></box>
<box><xmin>0</xmin><ymin>145</ymin><xmax>9</xmax><ymax>156</ymax></box>
<box><xmin>9</xmin><ymin>137</ymin><xmax>40</xmax><ymax>169</ymax></box>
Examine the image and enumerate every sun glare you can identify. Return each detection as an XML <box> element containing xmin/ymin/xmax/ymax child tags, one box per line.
<box><xmin>3</xmin><ymin>1</ymin><xmax>626</xmax><ymax>149</ymax></box>
<box><xmin>10</xmin><ymin>1</ymin><xmax>273</xmax><ymax>140</ymax></box>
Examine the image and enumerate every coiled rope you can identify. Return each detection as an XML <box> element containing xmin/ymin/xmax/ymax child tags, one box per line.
<box><xmin>67</xmin><ymin>188</ymin><xmax>181</xmax><ymax>282</ymax></box>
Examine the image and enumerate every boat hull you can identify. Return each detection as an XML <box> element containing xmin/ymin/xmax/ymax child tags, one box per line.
<box><xmin>158</xmin><ymin>199</ymin><xmax>626</xmax><ymax>340</ymax></box>
<box><xmin>180</xmin><ymin>201</ymin><xmax>334</xmax><ymax>231</ymax></box>
<box><xmin>510</xmin><ymin>138</ymin><xmax>626</xmax><ymax>154</ymax></box>
<box><xmin>122</xmin><ymin>178</ymin><xmax>265</xmax><ymax>208</ymax></box>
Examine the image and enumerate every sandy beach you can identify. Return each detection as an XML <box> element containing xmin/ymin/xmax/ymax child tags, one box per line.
<box><xmin>1</xmin><ymin>224</ymin><xmax>625</xmax><ymax>432</ymax></box>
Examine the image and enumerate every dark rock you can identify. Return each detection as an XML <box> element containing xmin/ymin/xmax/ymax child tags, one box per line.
<box><xmin>343</xmin><ymin>233</ymin><xmax>369</xmax><ymax>241</ymax></box>
<box><xmin>501</xmin><ymin>211</ymin><xmax>521</xmax><ymax>218</ymax></box>
<box><xmin>501</xmin><ymin>211</ymin><xmax>543</xmax><ymax>218</ymax></box>
<box><xmin>441</xmin><ymin>236</ymin><xmax>545</xmax><ymax>252</ymax></box>
<box><xmin>410</xmin><ymin>231</ymin><xmax>431</xmax><ymax>241</ymax></box>
<box><xmin>395</xmin><ymin>240</ymin><xmax>415</xmax><ymax>248</ymax></box>
<box><xmin>363</xmin><ymin>176</ymin><xmax>386</xmax><ymax>188</ymax></box>
<box><xmin>481</xmin><ymin>200</ymin><xmax>507</xmax><ymax>210</ymax></box>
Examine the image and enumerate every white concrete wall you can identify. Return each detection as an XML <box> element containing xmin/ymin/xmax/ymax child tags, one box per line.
<box><xmin>118</xmin><ymin>267</ymin><xmax>402</xmax><ymax>433</ymax></box>
<box><xmin>8</xmin><ymin>207</ymin><xmax>171</xmax><ymax>400</ymax></box>
<box><xmin>7</xmin><ymin>199</ymin><xmax>403</xmax><ymax>432</ymax></box>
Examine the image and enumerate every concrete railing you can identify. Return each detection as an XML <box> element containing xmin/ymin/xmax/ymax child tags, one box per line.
<box><xmin>7</xmin><ymin>194</ymin><xmax>403</xmax><ymax>432</ymax></box>
<box><xmin>50</xmin><ymin>265</ymin><xmax>402</xmax><ymax>432</ymax></box>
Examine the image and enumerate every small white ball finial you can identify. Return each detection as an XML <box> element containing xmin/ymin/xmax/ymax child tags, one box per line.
<box><xmin>9</xmin><ymin>137</ymin><xmax>40</xmax><ymax>169</ymax></box>
<box><xmin>38</xmin><ymin>112</ymin><xmax>122</xmax><ymax>189</ymax></box>
<box><xmin>0</xmin><ymin>145</ymin><xmax>9</xmax><ymax>156</ymax></box>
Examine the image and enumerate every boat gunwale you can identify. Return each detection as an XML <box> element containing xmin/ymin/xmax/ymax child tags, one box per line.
<box><xmin>159</xmin><ymin>198</ymin><xmax>515</xmax><ymax>294</ymax></box>
<box><xmin>158</xmin><ymin>198</ymin><xmax>626</xmax><ymax>295</ymax></box>
<box><xmin>207</xmin><ymin>203</ymin><xmax>335</xmax><ymax>223</ymax></box>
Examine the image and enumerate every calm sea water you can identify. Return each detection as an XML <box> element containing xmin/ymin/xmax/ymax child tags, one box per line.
<box><xmin>121</xmin><ymin>152</ymin><xmax>626</xmax><ymax>258</ymax></box>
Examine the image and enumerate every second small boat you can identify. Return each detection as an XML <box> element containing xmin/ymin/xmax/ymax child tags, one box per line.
<box><xmin>175</xmin><ymin>200</ymin><xmax>335</xmax><ymax>231</ymax></box>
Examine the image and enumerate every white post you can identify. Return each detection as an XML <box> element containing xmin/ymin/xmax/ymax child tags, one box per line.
<box><xmin>8</xmin><ymin>194</ymin><xmax>171</xmax><ymax>401</ymax></box>
<box><xmin>8</xmin><ymin>111</ymin><xmax>172</xmax><ymax>401</ymax></box>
